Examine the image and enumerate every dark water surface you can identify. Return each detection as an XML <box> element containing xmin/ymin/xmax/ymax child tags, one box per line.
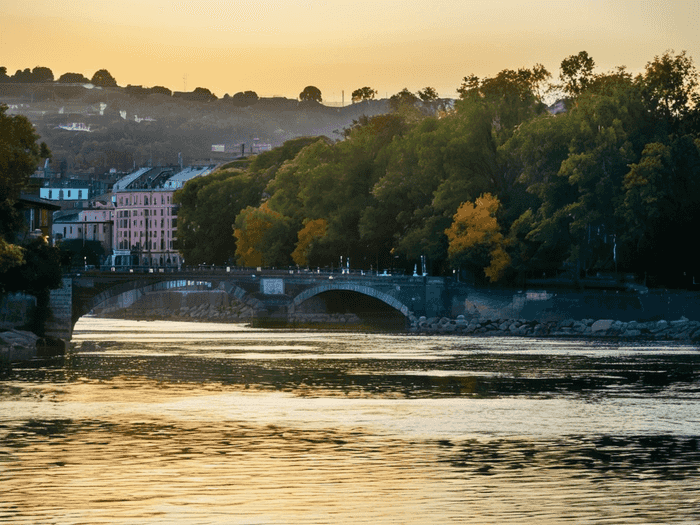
<box><xmin>1</xmin><ymin>318</ymin><xmax>699</xmax><ymax>524</ymax></box>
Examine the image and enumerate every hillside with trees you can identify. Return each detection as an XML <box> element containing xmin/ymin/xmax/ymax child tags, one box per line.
<box><xmin>0</xmin><ymin>69</ymin><xmax>394</xmax><ymax>174</ymax></box>
<box><xmin>174</xmin><ymin>51</ymin><xmax>700</xmax><ymax>289</ymax></box>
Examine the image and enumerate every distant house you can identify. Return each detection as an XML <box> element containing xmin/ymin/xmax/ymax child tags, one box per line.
<box><xmin>52</xmin><ymin>201</ymin><xmax>114</xmax><ymax>255</ymax></box>
<box><xmin>39</xmin><ymin>179</ymin><xmax>111</xmax><ymax>204</ymax></box>
<box><xmin>15</xmin><ymin>194</ymin><xmax>61</xmax><ymax>243</ymax></box>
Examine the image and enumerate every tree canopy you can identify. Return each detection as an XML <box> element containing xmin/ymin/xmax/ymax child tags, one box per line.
<box><xmin>0</xmin><ymin>104</ymin><xmax>61</xmax><ymax>305</ymax></box>
<box><xmin>91</xmin><ymin>69</ymin><xmax>118</xmax><ymax>87</ymax></box>
<box><xmin>175</xmin><ymin>50</ymin><xmax>700</xmax><ymax>288</ymax></box>
<box><xmin>351</xmin><ymin>87</ymin><xmax>377</xmax><ymax>103</ymax></box>
<box><xmin>299</xmin><ymin>85</ymin><xmax>322</xmax><ymax>103</ymax></box>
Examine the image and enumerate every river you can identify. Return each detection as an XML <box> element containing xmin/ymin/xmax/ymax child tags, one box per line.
<box><xmin>1</xmin><ymin>317</ymin><xmax>699</xmax><ymax>524</ymax></box>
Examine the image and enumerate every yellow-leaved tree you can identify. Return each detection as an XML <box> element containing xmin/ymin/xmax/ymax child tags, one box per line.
<box><xmin>445</xmin><ymin>193</ymin><xmax>511</xmax><ymax>282</ymax></box>
<box><xmin>233</xmin><ymin>202</ymin><xmax>291</xmax><ymax>267</ymax></box>
<box><xmin>291</xmin><ymin>218</ymin><xmax>327</xmax><ymax>266</ymax></box>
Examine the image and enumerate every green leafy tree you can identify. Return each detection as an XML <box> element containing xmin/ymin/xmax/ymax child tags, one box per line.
<box><xmin>149</xmin><ymin>85</ymin><xmax>172</xmax><ymax>96</ymax></box>
<box><xmin>31</xmin><ymin>66</ymin><xmax>54</xmax><ymax>82</ymax></box>
<box><xmin>57</xmin><ymin>72</ymin><xmax>90</xmax><ymax>83</ymax></box>
<box><xmin>351</xmin><ymin>86</ymin><xmax>377</xmax><ymax>103</ymax></box>
<box><xmin>174</xmin><ymin>169</ymin><xmax>264</xmax><ymax>265</ymax></box>
<box><xmin>389</xmin><ymin>88</ymin><xmax>419</xmax><ymax>112</ymax></box>
<box><xmin>231</xmin><ymin>90</ymin><xmax>259</xmax><ymax>106</ymax></box>
<box><xmin>640</xmin><ymin>50</ymin><xmax>699</xmax><ymax>132</ymax></box>
<box><xmin>457</xmin><ymin>65</ymin><xmax>551</xmax><ymax>143</ymax></box>
<box><xmin>621</xmin><ymin>135</ymin><xmax>700</xmax><ymax>284</ymax></box>
<box><xmin>559</xmin><ymin>51</ymin><xmax>596</xmax><ymax>97</ymax></box>
<box><xmin>191</xmin><ymin>87</ymin><xmax>217</xmax><ymax>102</ymax></box>
<box><xmin>299</xmin><ymin>85</ymin><xmax>322</xmax><ymax>103</ymax></box>
<box><xmin>0</xmin><ymin>104</ymin><xmax>50</xmax><ymax>242</ymax></box>
<box><xmin>91</xmin><ymin>69</ymin><xmax>118</xmax><ymax>87</ymax></box>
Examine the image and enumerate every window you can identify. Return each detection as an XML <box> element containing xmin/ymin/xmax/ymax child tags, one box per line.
<box><xmin>67</xmin><ymin>190</ymin><xmax>71</xmax><ymax>198</ymax></box>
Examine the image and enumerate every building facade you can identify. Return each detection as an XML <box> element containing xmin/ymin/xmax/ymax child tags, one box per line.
<box><xmin>52</xmin><ymin>203</ymin><xmax>114</xmax><ymax>254</ymax></box>
<box><xmin>111</xmin><ymin>165</ymin><xmax>215</xmax><ymax>267</ymax></box>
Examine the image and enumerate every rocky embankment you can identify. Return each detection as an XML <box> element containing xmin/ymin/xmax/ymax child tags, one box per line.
<box><xmin>91</xmin><ymin>290</ymin><xmax>700</xmax><ymax>342</ymax></box>
<box><xmin>0</xmin><ymin>330</ymin><xmax>66</xmax><ymax>365</ymax></box>
<box><xmin>95</xmin><ymin>297</ymin><xmax>258</xmax><ymax>322</ymax></box>
<box><xmin>1</xmin><ymin>330</ymin><xmax>40</xmax><ymax>364</ymax></box>
<box><xmin>412</xmin><ymin>315</ymin><xmax>700</xmax><ymax>341</ymax></box>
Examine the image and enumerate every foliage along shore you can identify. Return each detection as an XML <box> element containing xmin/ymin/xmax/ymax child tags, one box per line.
<box><xmin>173</xmin><ymin>50</ymin><xmax>700</xmax><ymax>291</ymax></box>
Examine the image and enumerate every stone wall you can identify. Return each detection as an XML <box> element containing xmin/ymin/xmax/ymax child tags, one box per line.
<box><xmin>413</xmin><ymin>315</ymin><xmax>700</xmax><ymax>342</ymax></box>
<box><xmin>92</xmin><ymin>290</ymin><xmax>259</xmax><ymax>322</ymax></box>
<box><xmin>0</xmin><ymin>293</ymin><xmax>36</xmax><ymax>330</ymax></box>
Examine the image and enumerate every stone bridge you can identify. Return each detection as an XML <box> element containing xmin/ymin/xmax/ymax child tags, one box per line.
<box><xmin>45</xmin><ymin>269</ymin><xmax>472</xmax><ymax>342</ymax></box>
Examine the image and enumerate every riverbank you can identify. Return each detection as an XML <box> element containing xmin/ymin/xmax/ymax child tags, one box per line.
<box><xmin>411</xmin><ymin>315</ymin><xmax>700</xmax><ymax>342</ymax></box>
<box><xmin>88</xmin><ymin>290</ymin><xmax>700</xmax><ymax>342</ymax></box>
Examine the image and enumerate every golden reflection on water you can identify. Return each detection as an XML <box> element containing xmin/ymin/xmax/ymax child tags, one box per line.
<box><xmin>1</xmin><ymin>318</ymin><xmax>699</xmax><ymax>524</ymax></box>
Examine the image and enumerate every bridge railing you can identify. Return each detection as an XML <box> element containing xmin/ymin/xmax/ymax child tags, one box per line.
<box><xmin>66</xmin><ymin>265</ymin><xmax>434</xmax><ymax>281</ymax></box>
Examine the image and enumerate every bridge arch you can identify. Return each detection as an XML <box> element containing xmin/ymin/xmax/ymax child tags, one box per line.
<box><xmin>290</xmin><ymin>283</ymin><xmax>414</xmax><ymax>319</ymax></box>
<box><xmin>74</xmin><ymin>278</ymin><xmax>222</xmax><ymax>325</ymax></box>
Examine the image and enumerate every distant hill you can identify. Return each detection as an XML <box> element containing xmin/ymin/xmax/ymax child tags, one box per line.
<box><xmin>0</xmin><ymin>82</ymin><xmax>391</xmax><ymax>175</ymax></box>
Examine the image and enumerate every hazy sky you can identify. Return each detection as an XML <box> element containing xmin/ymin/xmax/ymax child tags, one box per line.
<box><xmin>1</xmin><ymin>0</ymin><xmax>698</xmax><ymax>103</ymax></box>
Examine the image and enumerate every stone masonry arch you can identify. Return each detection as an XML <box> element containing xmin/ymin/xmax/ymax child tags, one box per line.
<box><xmin>290</xmin><ymin>283</ymin><xmax>415</xmax><ymax>320</ymax></box>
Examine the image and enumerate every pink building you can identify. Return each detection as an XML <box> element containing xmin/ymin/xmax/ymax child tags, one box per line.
<box><xmin>111</xmin><ymin>166</ymin><xmax>215</xmax><ymax>267</ymax></box>
<box><xmin>53</xmin><ymin>203</ymin><xmax>114</xmax><ymax>254</ymax></box>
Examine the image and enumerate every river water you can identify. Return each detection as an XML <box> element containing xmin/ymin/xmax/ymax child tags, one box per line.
<box><xmin>1</xmin><ymin>318</ymin><xmax>699</xmax><ymax>524</ymax></box>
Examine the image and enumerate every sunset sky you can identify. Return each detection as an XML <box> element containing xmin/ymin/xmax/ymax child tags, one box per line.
<box><xmin>1</xmin><ymin>0</ymin><xmax>698</xmax><ymax>103</ymax></box>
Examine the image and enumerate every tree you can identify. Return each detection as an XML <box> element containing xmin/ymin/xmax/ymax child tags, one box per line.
<box><xmin>457</xmin><ymin>65</ymin><xmax>551</xmax><ymax>142</ymax></box>
<box><xmin>231</xmin><ymin>90</ymin><xmax>259</xmax><ymax>106</ymax></box>
<box><xmin>445</xmin><ymin>193</ymin><xmax>511</xmax><ymax>282</ymax></box>
<box><xmin>621</xmin><ymin>135</ymin><xmax>700</xmax><ymax>284</ymax></box>
<box><xmin>559</xmin><ymin>51</ymin><xmax>596</xmax><ymax>97</ymax></box>
<box><xmin>417</xmin><ymin>86</ymin><xmax>439</xmax><ymax>102</ymax></box>
<box><xmin>91</xmin><ymin>69</ymin><xmax>118</xmax><ymax>87</ymax></box>
<box><xmin>191</xmin><ymin>87</ymin><xmax>217</xmax><ymax>102</ymax></box>
<box><xmin>291</xmin><ymin>218</ymin><xmax>327</xmax><ymax>266</ymax></box>
<box><xmin>57</xmin><ymin>72</ymin><xmax>91</xmax><ymax>84</ymax></box>
<box><xmin>233</xmin><ymin>202</ymin><xmax>294</xmax><ymax>267</ymax></box>
<box><xmin>389</xmin><ymin>88</ymin><xmax>419</xmax><ymax>111</ymax></box>
<box><xmin>31</xmin><ymin>66</ymin><xmax>54</xmax><ymax>83</ymax></box>
<box><xmin>150</xmin><ymin>85</ymin><xmax>172</xmax><ymax>97</ymax></box>
<box><xmin>640</xmin><ymin>50</ymin><xmax>699</xmax><ymax>131</ymax></box>
<box><xmin>351</xmin><ymin>86</ymin><xmax>377</xmax><ymax>103</ymax></box>
<box><xmin>11</xmin><ymin>68</ymin><xmax>33</xmax><ymax>83</ymax></box>
<box><xmin>299</xmin><ymin>85</ymin><xmax>322</xmax><ymax>103</ymax></box>
<box><xmin>174</xmin><ymin>169</ymin><xmax>263</xmax><ymax>265</ymax></box>
<box><xmin>0</xmin><ymin>104</ymin><xmax>49</xmax><ymax>241</ymax></box>
<box><xmin>0</xmin><ymin>104</ymin><xmax>60</xmax><ymax>329</ymax></box>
